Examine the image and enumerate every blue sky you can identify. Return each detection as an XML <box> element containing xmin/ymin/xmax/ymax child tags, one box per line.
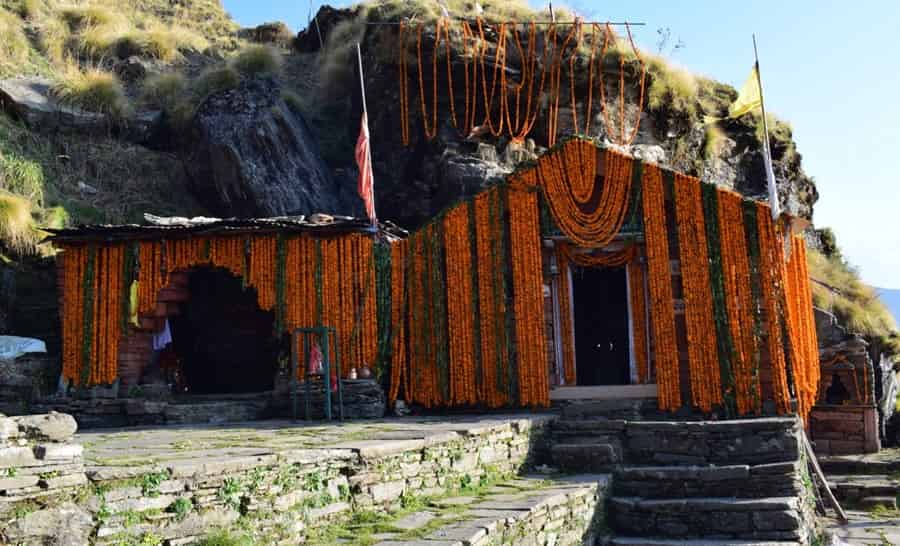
<box><xmin>223</xmin><ymin>0</ymin><xmax>900</xmax><ymax>289</ymax></box>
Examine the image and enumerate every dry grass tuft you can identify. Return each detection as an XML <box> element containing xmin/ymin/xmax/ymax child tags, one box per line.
<box><xmin>141</xmin><ymin>72</ymin><xmax>186</xmax><ymax>111</ymax></box>
<box><xmin>0</xmin><ymin>191</ymin><xmax>38</xmax><ymax>254</ymax></box>
<box><xmin>0</xmin><ymin>10</ymin><xmax>31</xmax><ymax>77</ymax></box>
<box><xmin>808</xmin><ymin>248</ymin><xmax>898</xmax><ymax>340</ymax></box>
<box><xmin>52</xmin><ymin>61</ymin><xmax>129</xmax><ymax>117</ymax></box>
<box><xmin>231</xmin><ymin>44</ymin><xmax>282</xmax><ymax>77</ymax></box>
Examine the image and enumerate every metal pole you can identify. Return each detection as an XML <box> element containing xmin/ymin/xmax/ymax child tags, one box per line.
<box><xmin>357</xmin><ymin>42</ymin><xmax>377</xmax><ymax>224</ymax></box>
<box><xmin>291</xmin><ymin>330</ymin><xmax>298</xmax><ymax>421</ymax></box>
<box><xmin>752</xmin><ymin>34</ymin><xmax>779</xmax><ymax>220</ymax></box>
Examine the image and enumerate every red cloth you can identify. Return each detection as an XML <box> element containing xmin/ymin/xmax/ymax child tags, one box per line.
<box><xmin>355</xmin><ymin>113</ymin><xmax>376</xmax><ymax>223</ymax></box>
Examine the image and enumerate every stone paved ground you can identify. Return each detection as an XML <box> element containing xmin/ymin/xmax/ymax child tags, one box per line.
<box><xmin>826</xmin><ymin>510</ymin><xmax>900</xmax><ymax>545</ymax></box>
<box><xmin>76</xmin><ymin>414</ymin><xmax>552</xmax><ymax>467</ymax></box>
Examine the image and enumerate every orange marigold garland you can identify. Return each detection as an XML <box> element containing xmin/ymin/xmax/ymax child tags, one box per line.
<box><xmin>536</xmin><ymin>141</ymin><xmax>633</xmax><ymax>248</ymax></box>
<box><xmin>474</xmin><ymin>188</ymin><xmax>504</xmax><ymax>407</ymax></box>
<box><xmin>508</xmin><ymin>185</ymin><xmax>549</xmax><ymax>407</ymax></box>
<box><xmin>716</xmin><ymin>188</ymin><xmax>761</xmax><ymax>415</ymax></box>
<box><xmin>674</xmin><ymin>173</ymin><xmax>721</xmax><ymax>412</ymax></box>
<box><xmin>388</xmin><ymin>239</ymin><xmax>408</xmax><ymax>404</ymax></box>
<box><xmin>61</xmin><ymin>245</ymin><xmax>86</xmax><ymax>384</ymax></box>
<box><xmin>784</xmin><ymin>235</ymin><xmax>821</xmax><ymax>422</ymax></box>
<box><xmin>642</xmin><ymin>164</ymin><xmax>681</xmax><ymax>411</ymax></box>
<box><xmin>249</xmin><ymin>236</ymin><xmax>277</xmax><ymax>311</ymax></box>
<box><xmin>444</xmin><ymin>205</ymin><xmax>477</xmax><ymax>405</ymax></box>
<box><xmin>755</xmin><ymin>203</ymin><xmax>792</xmax><ymax>415</ymax></box>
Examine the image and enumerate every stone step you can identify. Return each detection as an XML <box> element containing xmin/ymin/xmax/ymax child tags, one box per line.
<box><xmin>614</xmin><ymin>463</ymin><xmax>801</xmax><ymax>499</ymax></box>
<box><xmin>552</xmin><ymin>418</ymin><xmax>627</xmax><ymax>434</ymax></box>
<box><xmin>560</xmin><ymin>398</ymin><xmax>660</xmax><ymax>420</ymax></box>
<box><xmin>602</xmin><ymin>537</ymin><xmax>800</xmax><ymax>546</ymax></box>
<box><xmin>819</xmin><ymin>456</ymin><xmax>900</xmax><ymax>475</ymax></box>
<box><xmin>857</xmin><ymin>496</ymin><xmax>898</xmax><ymax>510</ymax></box>
<box><xmin>550</xmin><ymin>442</ymin><xmax>619</xmax><ymax>472</ymax></box>
<box><xmin>607</xmin><ymin>496</ymin><xmax>803</xmax><ymax>541</ymax></box>
<box><xmin>826</xmin><ymin>474</ymin><xmax>900</xmax><ymax>504</ymax></box>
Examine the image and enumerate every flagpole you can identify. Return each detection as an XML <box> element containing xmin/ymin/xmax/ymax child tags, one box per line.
<box><xmin>752</xmin><ymin>34</ymin><xmax>780</xmax><ymax>220</ymax></box>
<box><xmin>356</xmin><ymin>42</ymin><xmax>376</xmax><ymax>225</ymax></box>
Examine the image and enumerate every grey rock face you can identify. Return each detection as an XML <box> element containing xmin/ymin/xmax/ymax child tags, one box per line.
<box><xmin>185</xmin><ymin>76</ymin><xmax>358</xmax><ymax>218</ymax></box>
<box><xmin>0</xmin><ymin>77</ymin><xmax>160</xmax><ymax>144</ymax></box>
<box><xmin>3</xmin><ymin>502</ymin><xmax>93</xmax><ymax>546</ymax></box>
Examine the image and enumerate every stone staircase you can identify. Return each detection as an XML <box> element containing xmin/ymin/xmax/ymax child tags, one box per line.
<box><xmin>820</xmin><ymin>453</ymin><xmax>900</xmax><ymax>511</ymax></box>
<box><xmin>549</xmin><ymin>412</ymin><xmax>814</xmax><ymax>545</ymax></box>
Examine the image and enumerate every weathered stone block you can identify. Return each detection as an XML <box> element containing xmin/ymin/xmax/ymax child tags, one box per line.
<box><xmin>13</xmin><ymin>413</ymin><xmax>78</xmax><ymax>442</ymax></box>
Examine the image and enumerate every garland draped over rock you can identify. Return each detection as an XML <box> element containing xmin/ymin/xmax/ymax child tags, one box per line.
<box><xmin>400</xmin><ymin>19</ymin><xmax>647</xmax><ymax>146</ymax></box>
<box><xmin>59</xmin><ymin>233</ymin><xmax>379</xmax><ymax>387</ymax></box>
<box><xmin>674</xmin><ymin>173</ymin><xmax>722</xmax><ymax>413</ymax></box>
<box><xmin>641</xmin><ymin>164</ymin><xmax>681</xmax><ymax>411</ymax></box>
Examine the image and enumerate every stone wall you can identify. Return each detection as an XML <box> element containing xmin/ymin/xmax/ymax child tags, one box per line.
<box><xmin>0</xmin><ymin>414</ymin><xmax>552</xmax><ymax>545</ymax></box>
<box><xmin>810</xmin><ymin>405</ymin><xmax>880</xmax><ymax>454</ymax></box>
<box><xmin>0</xmin><ymin>412</ymin><xmax>92</xmax><ymax>546</ymax></box>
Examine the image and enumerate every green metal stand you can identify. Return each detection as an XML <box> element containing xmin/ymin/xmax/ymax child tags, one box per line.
<box><xmin>291</xmin><ymin>326</ymin><xmax>344</xmax><ymax>421</ymax></box>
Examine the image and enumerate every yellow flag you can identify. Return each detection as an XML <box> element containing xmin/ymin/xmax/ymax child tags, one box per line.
<box><xmin>129</xmin><ymin>281</ymin><xmax>140</xmax><ymax>326</ymax></box>
<box><xmin>728</xmin><ymin>66</ymin><xmax>762</xmax><ymax>119</ymax></box>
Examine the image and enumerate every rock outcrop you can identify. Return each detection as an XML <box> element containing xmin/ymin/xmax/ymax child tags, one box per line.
<box><xmin>185</xmin><ymin>76</ymin><xmax>359</xmax><ymax>218</ymax></box>
<box><xmin>0</xmin><ymin>78</ymin><xmax>160</xmax><ymax>145</ymax></box>
<box><xmin>298</xmin><ymin>6</ymin><xmax>818</xmax><ymax>227</ymax></box>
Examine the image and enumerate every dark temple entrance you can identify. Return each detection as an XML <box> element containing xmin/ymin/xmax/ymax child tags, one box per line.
<box><xmin>170</xmin><ymin>268</ymin><xmax>278</xmax><ymax>394</ymax></box>
<box><xmin>572</xmin><ymin>267</ymin><xmax>630</xmax><ymax>386</ymax></box>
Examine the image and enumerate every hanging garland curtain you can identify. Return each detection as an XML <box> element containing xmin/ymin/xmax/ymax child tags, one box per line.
<box><xmin>508</xmin><ymin>185</ymin><xmax>550</xmax><ymax>406</ymax></box>
<box><xmin>716</xmin><ymin>188</ymin><xmax>761</xmax><ymax>415</ymax></box>
<box><xmin>783</xmin><ymin>235</ymin><xmax>821</xmax><ymax>422</ymax></box>
<box><xmin>641</xmin><ymin>164</ymin><xmax>681</xmax><ymax>411</ymax></box>
<box><xmin>444</xmin><ymin>205</ymin><xmax>478</xmax><ymax>405</ymax></box>
<box><xmin>674</xmin><ymin>173</ymin><xmax>722</xmax><ymax>412</ymax></box>
<box><xmin>755</xmin><ymin>204</ymin><xmax>792</xmax><ymax>415</ymax></box>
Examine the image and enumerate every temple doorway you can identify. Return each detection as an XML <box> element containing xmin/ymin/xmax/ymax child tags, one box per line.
<box><xmin>169</xmin><ymin>267</ymin><xmax>278</xmax><ymax>394</ymax></box>
<box><xmin>572</xmin><ymin>266</ymin><xmax>631</xmax><ymax>386</ymax></box>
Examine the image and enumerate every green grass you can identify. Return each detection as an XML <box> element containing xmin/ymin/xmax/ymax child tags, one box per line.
<box><xmin>231</xmin><ymin>44</ymin><xmax>282</xmax><ymax>77</ymax></box>
<box><xmin>196</xmin><ymin>529</ymin><xmax>256</xmax><ymax>546</ymax></box>
<box><xmin>52</xmin><ymin>63</ymin><xmax>129</xmax><ymax>117</ymax></box>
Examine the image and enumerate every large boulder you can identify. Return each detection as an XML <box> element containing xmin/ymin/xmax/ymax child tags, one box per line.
<box><xmin>185</xmin><ymin>76</ymin><xmax>358</xmax><ymax>217</ymax></box>
<box><xmin>2</xmin><ymin>502</ymin><xmax>93</xmax><ymax>546</ymax></box>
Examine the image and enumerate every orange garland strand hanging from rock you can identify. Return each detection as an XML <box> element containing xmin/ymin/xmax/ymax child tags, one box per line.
<box><xmin>674</xmin><ymin>173</ymin><xmax>722</xmax><ymax>412</ymax></box>
<box><xmin>641</xmin><ymin>164</ymin><xmax>681</xmax><ymax>411</ymax></box>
